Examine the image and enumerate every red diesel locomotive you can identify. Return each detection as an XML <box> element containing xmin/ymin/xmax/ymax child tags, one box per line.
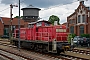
<box><xmin>12</xmin><ymin>20</ymin><xmax>70</xmax><ymax>54</ymax></box>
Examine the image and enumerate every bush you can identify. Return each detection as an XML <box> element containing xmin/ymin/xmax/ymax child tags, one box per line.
<box><xmin>67</xmin><ymin>33</ymin><xmax>76</xmax><ymax>43</ymax></box>
<box><xmin>81</xmin><ymin>34</ymin><xmax>90</xmax><ymax>38</ymax></box>
<box><xmin>71</xmin><ymin>34</ymin><xmax>76</xmax><ymax>38</ymax></box>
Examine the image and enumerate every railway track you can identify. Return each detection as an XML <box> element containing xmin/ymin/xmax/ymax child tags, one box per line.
<box><xmin>20</xmin><ymin>48</ymin><xmax>90</xmax><ymax>60</ymax></box>
<box><xmin>0</xmin><ymin>39</ymin><xmax>33</xmax><ymax>60</ymax></box>
<box><xmin>0</xmin><ymin>52</ymin><xmax>15</xmax><ymax>60</ymax></box>
<box><xmin>0</xmin><ymin>39</ymin><xmax>90</xmax><ymax>60</ymax></box>
<box><xmin>68</xmin><ymin>48</ymin><xmax>90</xmax><ymax>55</ymax></box>
<box><xmin>0</xmin><ymin>49</ymin><xmax>26</xmax><ymax>60</ymax></box>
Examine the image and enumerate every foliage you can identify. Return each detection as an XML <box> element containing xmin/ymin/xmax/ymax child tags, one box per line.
<box><xmin>48</xmin><ymin>15</ymin><xmax>60</xmax><ymax>25</ymax></box>
<box><xmin>81</xmin><ymin>34</ymin><xmax>90</xmax><ymax>38</ymax></box>
<box><xmin>71</xmin><ymin>34</ymin><xmax>76</xmax><ymax>38</ymax></box>
<box><xmin>14</xmin><ymin>16</ymin><xmax>23</xmax><ymax>18</ymax></box>
<box><xmin>67</xmin><ymin>34</ymin><xmax>73</xmax><ymax>43</ymax></box>
<box><xmin>67</xmin><ymin>34</ymin><xmax>76</xmax><ymax>43</ymax></box>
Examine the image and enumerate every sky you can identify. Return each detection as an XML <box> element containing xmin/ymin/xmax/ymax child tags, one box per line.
<box><xmin>0</xmin><ymin>0</ymin><xmax>90</xmax><ymax>24</ymax></box>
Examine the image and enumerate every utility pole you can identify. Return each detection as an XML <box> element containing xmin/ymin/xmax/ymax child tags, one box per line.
<box><xmin>18</xmin><ymin>0</ymin><xmax>21</xmax><ymax>51</ymax></box>
<box><xmin>9</xmin><ymin>4</ymin><xmax>13</xmax><ymax>40</ymax></box>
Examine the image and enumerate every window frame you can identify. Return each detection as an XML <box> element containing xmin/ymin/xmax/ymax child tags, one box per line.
<box><xmin>82</xmin><ymin>15</ymin><xmax>85</xmax><ymax>23</ymax></box>
<box><xmin>70</xmin><ymin>26</ymin><xmax>74</xmax><ymax>34</ymax></box>
<box><xmin>79</xmin><ymin>25</ymin><xmax>84</xmax><ymax>35</ymax></box>
<box><xmin>78</xmin><ymin>15</ymin><xmax>81</xmax><ymax>23</ymax></box>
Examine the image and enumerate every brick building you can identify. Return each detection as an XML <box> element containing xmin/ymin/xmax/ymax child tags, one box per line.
<box><xmin>67</xmin><ymin>1</ymin><xmax>90</xmax><ymax>36</ymax></box>
<box><xmin>0</xmin><ymin>17</ymin><xmax>28</xmax><ymax>36</ymax></box>
<box><xmin>62</xmin><ymin>22</ymin><xmax>67</xmax><ymax>26</ymax></box>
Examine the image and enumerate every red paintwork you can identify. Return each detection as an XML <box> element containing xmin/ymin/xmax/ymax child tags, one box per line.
<box><xmin>20</xmin><ymin>28</ymin><xmax>27</xmax><ymax>39</ymax></box>
<box><xmin>26</xmin><ymin>28</ymin><xmax>33</xmax><ymax>40</ymax></box>
<box><xmin>14</xmin><ymin>21</ymin><xmax>68</xmax><ymax>42</ymax></box>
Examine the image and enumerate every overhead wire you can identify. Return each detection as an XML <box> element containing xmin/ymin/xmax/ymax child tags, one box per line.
<box><xmin>0</xmin><ymin>0</ymin><xmax>25</xmax><ymax>15</ymax></box>
<box><xmin>41</xmin><ymin>0</ymin><xmax>79</xmax><ymax>11</ymax></box>
<box><xmin>40</xmin><ymin>0</ymin><xmax>80</xmax><ymax>21</ymax></box>
<box><xmin>0</xmin><ymin>7</ymin><xmax>10</xmax><ymax>12</ymax></box>
<box><xmin>0</xmin><ymin>0</ymin><xmax>86</xmax><ymax>17</ymax></box>
<box><xmin>0</xmin><ymin>0</ymin><xmax>78</xmax><ymax>13</ymax></box>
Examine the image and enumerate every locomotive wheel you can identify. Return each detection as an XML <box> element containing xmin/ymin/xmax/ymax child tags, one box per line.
<box><xmin>43</xmin><ymin>45</ymin><xmax>48</xmax><ymax>53</ymax></box>
<box><xmin>30</xmin><ymin>44</ymin><xmax>34</xmax><ymax>49</ymax></box>
<box><xmin>12</xmin><ymin>41</ymin><xmax>15</xmax><ymax>45</ymax></box>
<box><xmin>39</xmin><ymin>49</ymin><xmax>42</xmax><ymax>52</ymax></box>
<box><xmin>34</xmin><ymin>47</ymin><xmax>37</xmax><ymax>51</ymax></box>
<box><xmin>57</xmin><ymin>47</ymin><xmax>65</xmax><ymax>55</ymax></box>
<box><xmin>34</xmin><ymin>45</ymin><xmax>39</xmax><ymax>51</ymax></box>
<box><xmin>38</xmin><ymin>44</ymin><xmax>43</xmax><ymax>52</ymax></box>
<box><xmin>14</xmin><ymin>41</ymin><xmax>18</xmax><ymax>46</ymax></box>
<box><xmin>36</xmin><ymin>45</ymin><xmax>39</xmax><ymax>51</ymax></box>
<box><xmin>57</xmin><ymin>47</ymin><xmax>61</xmax><ymax>55</ymax></box>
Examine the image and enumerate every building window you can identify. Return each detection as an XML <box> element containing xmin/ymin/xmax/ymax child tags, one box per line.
<box><xmin>82</xmin><ymin>15</ymin><xmax>85</xmax><ymax>23</ymax></box>
<box><xmin>79</xmin><ymin>26</ymin><xmax>84</xmax><ymax>35</ymax></box>
<box><xmin>4</xmin><ymin>28</ymin><xmax>9</xmax><ymax>36</ymax></box>
<box><xmin>5</xmin><ymin>28</ymin><xmax>9</xmax><ymax>33</ymax></box>
<box><xmin>69</xmin><ymin>20</ymin><xmax>71</xmax><ymax>24</ymax></box>
<box><xmin>70</xmin><ymin>26</ymin><xmax>74</xmax><ymax>33</ymax></box>
<box><xmin>78</xmin><ymin>15</ymin><xmax>81</xmax><ymax>23</ymax></box>
<box><xmin>69</xmin><ymin>20</ymin><xmax>74</xmax><ymax>24</ymax></box>
<box><xmin>72</xmin><ymin>20</ymin><xmax>75</xmax><ymax>23</ymax></box>
<box><xmin>70</xmin><ymin>20</ymin><xmax>71</xmax><ymax>24</ymax></box>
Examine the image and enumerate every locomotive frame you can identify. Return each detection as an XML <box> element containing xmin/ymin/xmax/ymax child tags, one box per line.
<box><xmin>12</xmin><ymin>20</ymin><xmax>70</xmax><ymax>54</ymax></box>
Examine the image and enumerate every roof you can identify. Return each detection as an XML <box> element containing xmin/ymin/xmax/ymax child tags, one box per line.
<box><xmin>62</xmin><ymin>22</ymin><xmax>67</xmax><ymax>26</ymax></box>
<box><xmin>0</xmin><ymin>17</ymin><xmax>4</xmax><ymax>24</ymax></box>
<box><xmin>67</xmin><ymin>12</ymin><xmax>76</xmax><ymax>18</ymax></box>
<box><xmin>86</xmin><ymin>7</ymin><xmax>90</xmax><ymax>10</ymax></box>
<box><xmin>68</xmin><ymin>1</ymin><xmax>90</xmax><ymax>18</ymax></box>
<box><xmin>28</xmin><ymin>20</ymin><xmax>51</xmax><ymax>25</ymax></box>
<box><xmin>77</xmin><ymin>1</ymin><xmax>90</xmax><ymax>11</ymax></box>
<box><xmin>21</xmin><ymin>5</ymin><xmax>41</xmax><ymax>10</ymax></box>
<box><xmin>0</xmin><ymin>17</ymin><xmax>25</xmax><ymax>25</ymax></box>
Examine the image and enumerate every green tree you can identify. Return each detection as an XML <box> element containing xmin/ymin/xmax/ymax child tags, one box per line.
<box><xmin>48</xmin><ymin>15</ymin><xmax>60</xmax><ymax>25</ymax></box>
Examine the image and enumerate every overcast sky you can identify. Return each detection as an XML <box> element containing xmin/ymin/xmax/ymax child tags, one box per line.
<box><xmin>0</xmin><ymin>0</ymin><xmax>90</xmax><ymax>24</ymax></box>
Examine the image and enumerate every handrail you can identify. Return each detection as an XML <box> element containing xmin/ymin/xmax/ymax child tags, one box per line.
<box><xmin>35</xmin><ymin>32</ymin><xmax>50</xmax><ymax>41</ymax></box>
<box><xmin>12</xmin><ymin>33</ymin><xmax>19</xmax><ymax>38</ymax></box>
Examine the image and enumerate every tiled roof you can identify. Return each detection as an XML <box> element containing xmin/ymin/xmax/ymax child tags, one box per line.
<box><xmin>1</xmin><ymin>17</ymin><xmax>25</xmax><ymax>25</ymax></box>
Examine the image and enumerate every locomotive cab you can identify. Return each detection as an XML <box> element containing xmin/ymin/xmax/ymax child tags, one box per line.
<box><xmin>28</xmin><ymin>20</ymin><xmax>51</xmax><ymax>27</ymax></box>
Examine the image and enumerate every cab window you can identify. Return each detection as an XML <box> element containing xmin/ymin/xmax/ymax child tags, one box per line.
<box><xmin>45</xmin><ymin>22</ymin><xmax>50</xmax><ymax>26</ymax></box>
<box><xmin>36</xmin><ymin>22</ymin><xmax>42</xmax><ymax>27</ymax></box>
